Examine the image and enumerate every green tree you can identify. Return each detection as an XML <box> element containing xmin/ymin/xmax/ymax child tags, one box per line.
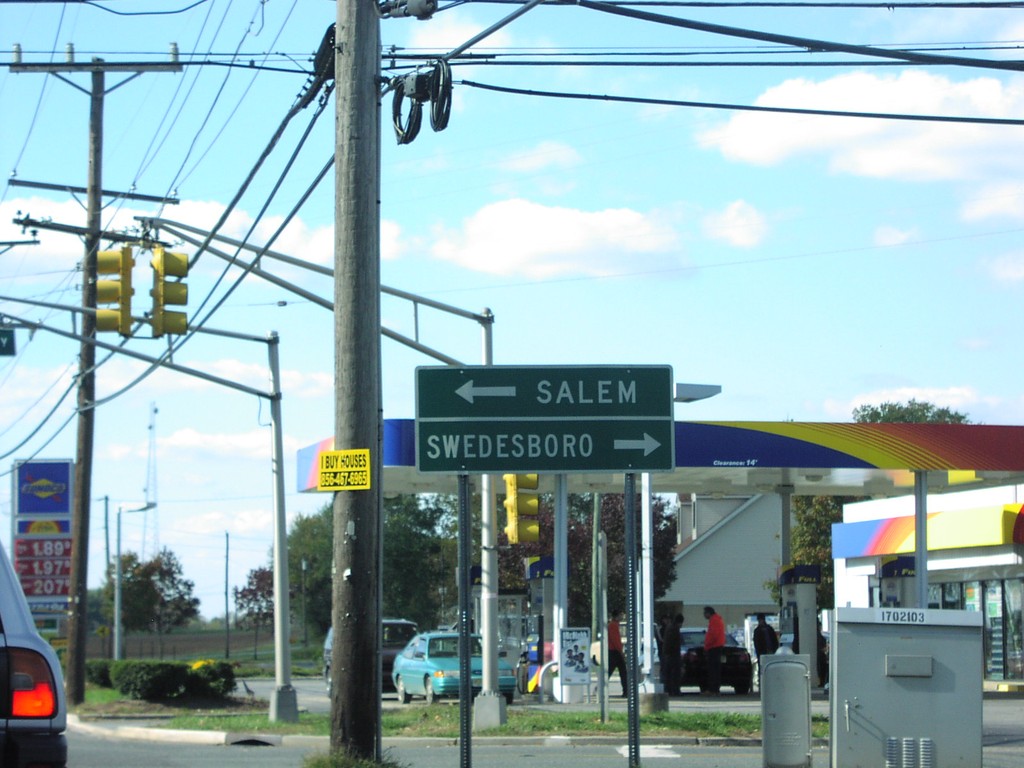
<box><xmin>234</xmin><ymin>566</ymin><xmax>274</xmax><ymax>658</ymax></box>
<box><xmin>148</xmin><ymin>548</ymin><xmax>201</xmax><ymax>653</ymax></box>
<box><xmin>101</xmin><ymin>547</ymin><xmax>199</xmax><ymax>656</ymax></box>
<box><xmin>497</xmin><ymin>492</ymin><xmax>677</xmax><ymax>627</ymax></box>
<box><xmin>287</xmin><ymin>505</ymin><xmax>335</xmax><ymax>635</ymax></box>
<box><xmin>852</xmin><ymin>399</ymin><xmax>970</xmax><ymax>425</ymax></box>
<box><xmin>788</xmin><ymin>399</ymin><xmax>971</xmax><ymax>608</ymax></box>
<box><xmin>287</xmin><ymin>495</ymin><xmax>459</xmax><ymax>633</ymax></box>
<box><xmin>101</xmin><ymin>551</ymin><xmax>159</xmax><ymax>634</ymax></box>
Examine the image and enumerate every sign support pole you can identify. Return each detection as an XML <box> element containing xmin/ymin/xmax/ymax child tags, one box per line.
<box><xmin>624</xmin><ymin>472</ymin><xmax>640</xmax><ymax>767</ymax></box>
<box><xmin>457</xmin><ymin>473</ymin><xmax>473</xmax><ymax>768</ymax></box>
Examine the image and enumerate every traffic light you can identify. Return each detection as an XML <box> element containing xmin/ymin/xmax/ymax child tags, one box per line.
<box><xmin>150</xmin><ymin>246</ymin><xmax>189</xmax><ymax>338</ymax></box>
<box><xmin>503</xmin><ymin>473</ymin><xmax>539</xmax><ymax>544</ymax></box>
<box><xmin>95</xmin><ymin>246</ymin><xmax>134</xmax><ymax>336</ymax></box>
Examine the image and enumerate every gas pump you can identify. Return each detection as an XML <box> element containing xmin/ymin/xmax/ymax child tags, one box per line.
<box><xmin>879</xmin><ymin>555</ymin><xmax>916</xmax><ymax>607</ymax></box>
<box><xmin>778</xmin><ymin>564</ymin><xmax>821</xmax><ymax>685</ymax></box>
<box><xmin>524</xmin><ymin>556</ymin><xmax>554</xmax><ymax>694</ymax></box>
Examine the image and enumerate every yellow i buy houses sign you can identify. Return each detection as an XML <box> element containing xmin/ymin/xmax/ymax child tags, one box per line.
<box><xmin>317</xmin><ymin>449</ymin><xmax>371</xmax><ymax>491</ymax></box>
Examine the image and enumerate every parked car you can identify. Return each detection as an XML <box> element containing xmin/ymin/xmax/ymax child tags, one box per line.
<box><xmin>0</xmin><ymin>539</ymin><xmax>67</xmax><ymax>768</ymax></box>
<box><xmin>391</xmin><ymin>631</ymin><xmax>517</xmax><ymax>705</ymax></box>
<box><xmin>323</xmin><ymin>618</ymin><xmax>418</xmax><ymax>695</ymax></box>
<box><xmin>679</xmin><ymin>627</ymin><xmax>753</xmax><ymax>695</ymax></box>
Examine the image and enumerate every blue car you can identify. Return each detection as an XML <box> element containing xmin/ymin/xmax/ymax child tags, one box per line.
<box><xmin>392</xmin><ymin>631</ymin><xmax>517</xmax><ymax>705</ymax></box>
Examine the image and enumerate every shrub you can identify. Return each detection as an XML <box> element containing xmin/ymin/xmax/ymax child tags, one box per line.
<box><xmin>186</xmin><ymin>659</ymin><xmax>236</xmax><ymax>698</ymax></box>
<box><xmin>110</xmin><ymin>660</ymin><xmax>190</xmax><ymax>700</ymax></box>
<box><xmin>85</xmin><ymin>659</ymin><xmax>112</xmax><ymax>688</ymax></box>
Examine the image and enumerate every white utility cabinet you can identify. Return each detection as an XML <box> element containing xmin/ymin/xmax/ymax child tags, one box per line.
<box><xmin>830</xmin><ymin>607</ymin><xmax>983</xmax><ymax>768</ymax></box>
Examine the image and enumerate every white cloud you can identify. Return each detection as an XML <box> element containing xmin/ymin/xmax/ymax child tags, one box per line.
<box><xmin>381</xmin><ymin>219</ymin><xmax>403</xmax><ymax>261</ymax></box>
<box><xmin>960</xmin><ymin>183</ymin><xmax>1024</xmax><ymax>221</ymax></box>
<box><xmin>985</xmin><ymin>252</ymin><xmax>1024</xmax><ymax>282</ymax></box>
<box><xmin>702</xmin><ymin>200</ymin><xmax>767</xmax><ymax>248</ymax></box>
<box><xmin>498</xmin><ymin>142</ymin><xmax>582</xmax><ymax>174</ymax></box>
<box><xmin>873</xmin><ymin>225</ymin><xmax>917</xmax><ymax>247</ymax></box>
<box><xmin>698</xmin><ymin>71</ymin><xmax>1024</xmax><ymax>181</ymax></box>
<box><xmin>405</xmin><ymin>14</ymin><xmax>512</xmax><ymax>51</ymax></box>
<box><xmin>431</xmin><ymin>198</ymin><xmax>681</xmax><ymax>278</ymax></box>
<box><xmin>180</xmin><ymin>507</ymin><xmax>273</xmax><ymax>537</ymax></box>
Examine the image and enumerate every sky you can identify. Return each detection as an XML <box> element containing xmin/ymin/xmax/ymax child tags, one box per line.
<box><xmin>1</xmin><ymin>0</ymin><xmax>1023</xmax><ymax>617</ymax></box>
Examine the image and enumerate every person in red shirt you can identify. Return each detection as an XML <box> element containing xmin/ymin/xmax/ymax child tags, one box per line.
<box><xmin>703</xmin><ymin>605</ymin><xmax>726</xmax><ymax>695</ymax></box>
<box><xmin>607</xmin><ymin>610</ymin><xmax>627</xmax><ymax>696</ymax></box>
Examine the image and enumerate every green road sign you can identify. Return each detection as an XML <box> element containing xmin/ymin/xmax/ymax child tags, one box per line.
<box><xmin>415</xmin><ymin>365</ymin><xmax>675</xmax><ymax>473</ymax></box>
<box><xmin>0</xmin><ymin>328</ymin><xmax>14</xmax><ymax>356</ymax></box>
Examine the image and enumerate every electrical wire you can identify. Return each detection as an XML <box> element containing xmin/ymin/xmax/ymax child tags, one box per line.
<box><xmin>169</xmin><ymin>0</ymin><xmax>303</xmax><ymax>196</ymax></box>
<box><xmin>460</xmin><ymin>78</ymin><xmax>1024</xmax><ymax>125</ymax></box>
<box><xmin>575</xmin><ymin>0</ymin><xmax>1024</xmax><ymax>72</ymax></box>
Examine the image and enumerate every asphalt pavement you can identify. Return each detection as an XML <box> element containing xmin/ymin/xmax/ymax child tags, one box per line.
<box><xmin>67</xmin><ymin>678</ymin><xmax>1024</xmax><ymax>767</ymax></box>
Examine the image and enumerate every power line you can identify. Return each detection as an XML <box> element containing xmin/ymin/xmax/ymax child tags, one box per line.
<box><xmin>460</xmin><ymin>78</ymin><xmax>1024</xmax><ymax>126</ymax></box>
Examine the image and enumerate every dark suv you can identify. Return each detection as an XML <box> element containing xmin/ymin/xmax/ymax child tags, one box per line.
<box><xmin>324</xmin><ymin>618</ymin><xmax>418</xmax><ymax>694</ymax></box>
<box><xmin>0</xmin><ymin>540</ymin><xmax>67</xmax><ymax>767</ymax></box>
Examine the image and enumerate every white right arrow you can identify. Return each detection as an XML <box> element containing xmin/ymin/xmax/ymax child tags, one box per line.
<box><xmin>455</xmin><ymin>379</ymin><xmax>517</xmax><ymax>404</ymax></box>
<box><xmin>613</xmin><ymin>433</ymin><xmax>661</xmax><ymax>456</ymax></box>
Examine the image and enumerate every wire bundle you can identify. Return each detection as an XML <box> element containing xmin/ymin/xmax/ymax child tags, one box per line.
<box><xmin>391</xmin><ymin>59</ymin><xmax>453</xmax><ymax>144</ymax></box>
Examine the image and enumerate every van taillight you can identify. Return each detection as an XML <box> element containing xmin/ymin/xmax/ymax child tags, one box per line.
<box><xmin>9</xmin><ymin>648</ymin><xmax>57</xmax><ymax>718</ymax></box>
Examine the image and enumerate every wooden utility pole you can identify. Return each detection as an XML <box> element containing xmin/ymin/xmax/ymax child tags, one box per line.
<box><xmin>8</xmin><ymin>53</ymin><xmax>182</xmax><ymax>705</ymax></box>
<box><xmin>330</xmin><ymin>0</ymin><xmax>383</xmax><ymax>759</ymax></box>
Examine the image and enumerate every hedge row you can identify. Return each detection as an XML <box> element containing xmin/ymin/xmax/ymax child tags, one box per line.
<box><xmin>86</xmin><ymin>659</ymin><xmax>236</xmax><ymax>700</ymax></box>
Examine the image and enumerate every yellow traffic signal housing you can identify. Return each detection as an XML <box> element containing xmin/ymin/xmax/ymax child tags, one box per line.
<box><xmin>95</xmin><ymin>246</ymin><xmax>134</xmax><ymax>336</ymax></box>
<box><xmin>150</xmin><ymin>246</ymin><xmax>189</xmax><ymax>338</ymax></box>
<box><xmin>503</xmin><ymin>473</ymin><xmax>539</xmax><ymax>544</ymax></box>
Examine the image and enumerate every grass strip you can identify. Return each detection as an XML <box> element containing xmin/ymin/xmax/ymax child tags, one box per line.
<box><xmin>163</xmin><ymin>707</ymin><xmax>828</xmax><ymax>739</ymax></box>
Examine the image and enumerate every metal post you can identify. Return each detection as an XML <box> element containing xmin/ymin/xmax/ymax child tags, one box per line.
<box><xmin>475</xmin><ymin>308</ymin><xmax>505</xmax><ymax>727</ymax></box>
<box><xmin>554</xmin><ymin>474</ymin><xmax>569</xmax><ymax>701</ymax></box>
<box><xmin>624</xmin><ymin>473</ymin><xmax>640</xmax><ymax>767</ymax></box>
<box><xmin>114</xmin><ymin>502</ymin><xmax>154</xmax><ymax>662</ymax></box>
<box><xmin>114</xmin><ymin>508</ymin><xmax>122</xmax><ymax>661</ymax></box>
<box><xmin>640</xmin><ymin>473</ymin><xmax>657</xmax><ymax>691</ymax></box>
<box><xmin>457</xmin><ymin>474</ymin><xmax>473</xmax><ymax>768</ymax></box>
<box><xmin>268</xmin><ymin>332</ymin><xmax>297</xmax><ymax>722</ymax></box>
<box><xmin>225</xmin><ymin>532</ymin><xmax>230</xmax><ymax>659</ymax></box>
<box><xmin>914</xmin><ymin>471</ymin><xmax>929</xmax><ymax>608</ymax></box>
<box><xmin>597</xmin><ymin>530</ymin><xmax>608</xmax><ymax>722</ymax></box>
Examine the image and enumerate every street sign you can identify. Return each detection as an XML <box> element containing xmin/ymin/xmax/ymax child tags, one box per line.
<box><xmin>0</xmin><ymin>328</ymin><xmax>14</xmax><ymax>356</ymax></box>
<box><xmin>316</xmin><ymin>449</ymin><xmax>371</xmax><ymax>491</ymax></box>
<box><xmin>415</xmin><ymin>365</ymin><xmax>675</xmax><ymax>473</ymax></box>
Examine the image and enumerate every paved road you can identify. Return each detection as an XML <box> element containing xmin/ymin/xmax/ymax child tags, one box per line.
<box><xmin>69</xmin><ymin>678</ymin><xmax>1024</xmax><ymax>767</ymax></box>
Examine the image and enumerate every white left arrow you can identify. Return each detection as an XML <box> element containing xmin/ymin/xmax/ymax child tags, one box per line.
<box><xmin>613</xmin><ymin>433</ymin><xmax>661</xmax><ymax>456</ymax></box>
<box><xmin>455</xmin><ymin>379</ymin><xmax>517</xmax><ymax>404</ymax></box>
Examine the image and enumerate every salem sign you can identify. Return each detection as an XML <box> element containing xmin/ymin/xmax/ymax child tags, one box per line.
<box><xmin>415</xmin><ymin>365</ymin><xmax>675</xmax><ymax>474</ymax></box>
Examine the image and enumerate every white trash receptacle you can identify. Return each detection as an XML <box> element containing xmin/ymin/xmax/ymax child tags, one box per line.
<box><xmin>761</xmin><ymin>654</ymin><xmax>812</xmax><ymax>768</ymax></box>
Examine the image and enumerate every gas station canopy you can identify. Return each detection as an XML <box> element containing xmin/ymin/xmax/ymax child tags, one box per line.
<box><xmin>297</xmin><ymin>420</ymin><xmax>1024</xmax><ymax>497</ymax></box>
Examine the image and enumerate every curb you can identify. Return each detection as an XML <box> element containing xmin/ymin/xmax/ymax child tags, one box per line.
<box><xmin>68</xmin><ymin>714</ymin><xmax>828</xmax><ymax>750</ymax></box>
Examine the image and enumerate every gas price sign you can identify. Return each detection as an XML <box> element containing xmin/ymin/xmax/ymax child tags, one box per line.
<box><xmin>14</xmin><ymin>537</ymin><xmax>73</xmax><ymax>598</ymax></box>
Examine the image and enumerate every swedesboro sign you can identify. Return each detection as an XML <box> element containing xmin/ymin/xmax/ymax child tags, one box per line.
<box><xmin>415</xmin><ymin>365</ymin><xmax>675</xmax><ymax>474</ymax></box>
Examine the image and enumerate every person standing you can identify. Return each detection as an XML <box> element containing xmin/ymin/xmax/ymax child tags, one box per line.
<box><xmin>662</xmin><ymin>613</ymin><xmax>683</xmax><ymax>695</ymax></box>
<box><xmin>752</xmin><ymin>613</ymin><xmax>779</xmax><ymax>691</ymax></box>
<box><xmin>703</xmin><ymin>605</ymin><xmax>726</xmax><ymax>695</ymax></box>
<box><xmin>607</xmin><ymin>610</ymin><xmax>627</xmax><ymax>696</ymax></box>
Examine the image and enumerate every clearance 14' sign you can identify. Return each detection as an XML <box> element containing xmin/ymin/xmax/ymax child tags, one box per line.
<box><xmin>415</xmin><ymin>365</ymin><xmax>675</xmax><ymax>474</ymax></box>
